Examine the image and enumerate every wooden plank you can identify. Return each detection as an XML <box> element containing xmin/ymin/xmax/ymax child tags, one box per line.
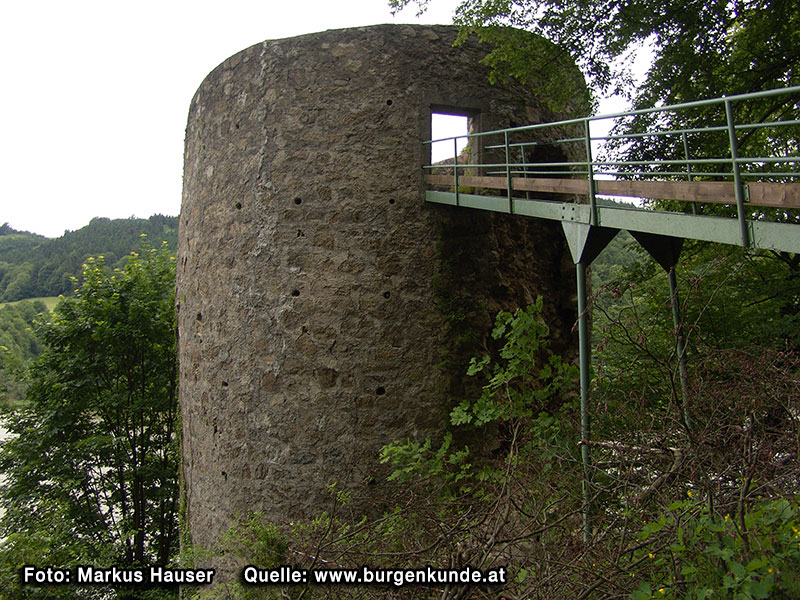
<box><xmin>596</xmin><ymin>180</ymin><xmax>800</xmax><ymax>208</ymax></box>
<box><xmin>460</xmin><ymin>176</ymin><xmax>509</xmax><ymax>190</ymax></box>
<box><xmin>596</xmin><ymin>180</ymin><xmax>735</xmax><ymax>203</ymax></box>
<box><xmin>426</xmin><ymin>174</ymin><xmax>800</xmax><ymax>209</ymax></box>
<box><xmin>747</xmin><ymin>182</ymin><xmax>800</xmax><ymax>208</ymax></box>
<box><xmin>426</xmin><ymin>174</ymin><xmax>457</xmax><ymax>187</ymax></box>
<box><xmin>513</xmin><ymin>177</ymin><xmax>590</xmax><ymax>195</ymax></box>
<box><xmin>425</xmin><ymin>175</ymin><xmax>509</xmax><ymax>190</ymax></box>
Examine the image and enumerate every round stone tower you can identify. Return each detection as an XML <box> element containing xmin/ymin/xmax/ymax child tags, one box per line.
<box><xmin>178</xmin><ymin>24</ymin><xmax>582</xmax><ymax>558</ymax></box>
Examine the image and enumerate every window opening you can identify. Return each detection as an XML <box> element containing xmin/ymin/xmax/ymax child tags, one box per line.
<box><xmin>431</xmin><ymin>112</ymin><xmax>470</xmax><ymax>164</ymax></box>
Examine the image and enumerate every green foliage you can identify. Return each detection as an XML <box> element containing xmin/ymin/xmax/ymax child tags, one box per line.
<box><xmin>368</xmin><ymin>303</ymin><xmax>587</xmax><ymax>597</ymax></box>
<box><xmin>381</xmin><ymin>431</ymin><xmax>473</xmax><ymax>485</ymax></box>
<box><xmin>0</xmin><ymin>241</ymin><xmax>179</xmax><ymax>599</ymax></box>
<box><xmin>187</xmin><ymin>515</ymin><xmax>289</xmax><ymax>600</ymax></box>
<box><xmin>628</xmin><ymin>496</ymin><xmax>800</xmax><ymax>599</ymax></box>
<box><xmin>455</xmin><ymin>24</ymin><xmax>590</xmax><ymax>116</ymax></box>
<box><xmin>588</xmin><ymin>246</ymin><xmax>800</xmax><ymax>598</ymax></box>
<box><xmin>0</xmin><ymin>215</ymin><xmax>178</xmax><ymax>302</ymax></box>
<box><xmin>0</xmin><ymin>299</ymin><xmax>47</xmax><ymax>406</ymax></box>
<box><xmin>453</xmin><ymin>298</ymin><xmax>576</xmax><ymax>425</ymax></box>
<box><xmin>382</xmin><ymin>298</ymin><xmax>576</xmax><ymax>490</ymax></box>
<box><xmin>216</xmin><ymin>514</ymin><xmax>289</xmax><ymax>570</ymax></box>
<box><xmin>391</xmin><ymin>0</ymin><xmax>800</xmax><ymax>102</ymax></box>
<box><xmin>594</xmin><ymin>244</ymin><xmax>800</xmax><ymax>417</ymax></box>
<box><xmin>591</xmin><ymin>201</ymin><xmax>640</xmax><ymax>289</ymax></box>
<box><xmin>0</xmin><ymin>526</ymin><xmax>94</xmax><ymax>600</ymax></box>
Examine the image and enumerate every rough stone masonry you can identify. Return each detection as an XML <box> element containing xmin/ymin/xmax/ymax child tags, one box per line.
<box><xmin>178</xmin><ymin>23</ymin><xmax>584</xmax><ymax>564</ymax></box>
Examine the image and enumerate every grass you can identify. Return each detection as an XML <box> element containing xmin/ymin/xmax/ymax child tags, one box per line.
<box><xmin>0</xmin><ymin>296</ymin><xmax>60</xmax><ymax>312</ymax></box>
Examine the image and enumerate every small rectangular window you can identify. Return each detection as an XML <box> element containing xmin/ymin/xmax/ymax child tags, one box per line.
<box><xmin>430</xmin><ymin>111</ymin><xmax>470</xmax><ymax>164</ymax></box>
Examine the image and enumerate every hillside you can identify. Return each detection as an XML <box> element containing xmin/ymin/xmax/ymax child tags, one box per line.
<box><xmin>0</xmin><ymin>215</ymin><xmax>178</xmax><ymax>302</ymax></box>
<box><xmin>0</xmin><ymin>298</ymin><xmax>47</xmax><ymax>404</ymax></box>
<box><xmin>0</xmin><ymin>215</ymin><xmax>178</xmax><ymax>406</ymax></box>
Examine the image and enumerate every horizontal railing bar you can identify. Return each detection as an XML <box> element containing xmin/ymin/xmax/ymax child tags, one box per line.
<box><xmin>431</xmin><ymin>160</ymin><xmax>799</xmax><ymax>173</ymax></box>
<box><xmin>736</xmin><ymin>119</ymin><xmax>800</xmax><ymax>130</ymax></box>
<box><xmin>425</xmin><ymin>162</ymin><xmax>509</xmax><ymax>169</ymax></box>
<box><xmin>593</xmin><ymin>171</ymin><xmax>800</xmax><ymax>179</ymax></box>
<box><xmin>426</xmin><ymin>86</ymin><xmax>800</xmax><ymax>145</ymax></box>
<box><xmin>596</xmin><ymin>126</ymin><xmax>727</xmax><ymax>141</ymax></box>
<box><xmin>503</xmin><ymin>169</ymin><xmax>800</xmax><ymax>179</ymax></box>
<box><xmin>596</xmin><ymin>120</ymin><xmax>800</xmax><ymax>142</ymax></box>
<box><xmin>738</xmin><ymin>156</ymin><xmax>800</xmax><ymax>164</ymax></box>
<box><xmin>475</xmin><ymin>157</ymin><xmax>799</xmax><ymax>169</ymax></box>
<box><xmin>448</xmin><ymin>168</ymin><xmax>800</xmax><ymax>180</ymax></box>
<box><xmin>486</xmin><ymin>159</ymin><xmax>796</xmax><ymax>171</ymax></box>
<box><xmin>481</xmin><ymin>119</ymin><xmax>800</xmax><ymax>149</ymax></box>
<box><xmin>485</xmin><ymin>137</ymin><xmax>585</xmax><ymax>149</ymax></box>
<box><xmin>741</xmin><ymin>172</ymin><xmax>800</xmax><ymax>178</ymax></box>
<box><xmin>595</xmin><ymin>171</ymin><xmax>768</xmax><ymax>178</ymax></box>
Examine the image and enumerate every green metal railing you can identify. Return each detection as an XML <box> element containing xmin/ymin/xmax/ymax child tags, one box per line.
<box><xmin>426</xmin><ymin>85</ymin><xmax>800</xmax><ymax>246</ymax></box>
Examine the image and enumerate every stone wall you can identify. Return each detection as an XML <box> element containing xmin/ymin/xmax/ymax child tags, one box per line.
<box><xmin>178</xmin><ymin>23</ymin><xmax>582</xmax><ymax>564</ymax></box>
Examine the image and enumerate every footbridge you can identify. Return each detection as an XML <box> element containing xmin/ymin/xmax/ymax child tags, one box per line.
<box><xmin>424</xmin><ymin>85</ymin><xmax>800</xmax><ymax>539</ymax></box>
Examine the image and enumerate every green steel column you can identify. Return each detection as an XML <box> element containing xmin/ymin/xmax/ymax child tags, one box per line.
<box><xmin>577</xmin><ymin>260</ymin><xmax>591</xmax><ymax>542</ymax></box>
<box><xmin>724</xmin><ymin>98</ymin><xmax>749</xmax><ymax>247</ymax></box>
<box><xmin>669</xmin><ymin>267</ymin><xmax>693</xmax><ymax>432</ymax></box>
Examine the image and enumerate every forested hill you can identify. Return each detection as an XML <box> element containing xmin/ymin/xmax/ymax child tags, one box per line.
<box><xmin>0</xmin><ymin>215</ymin><xmax>178</xmax><ymax>302</ymax></box>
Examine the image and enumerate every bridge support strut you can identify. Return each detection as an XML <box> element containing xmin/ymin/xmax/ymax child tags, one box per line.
<box><xmin>562</xmin><ymin>222</ymin><xmax>618</xmax><ymax>542</ymax></box>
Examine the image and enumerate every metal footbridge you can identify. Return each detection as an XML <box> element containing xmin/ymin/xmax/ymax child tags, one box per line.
<box><xmin>423</xmin><ymin>85</ymin><xmax>800</xmax><ymax>540</ymax></box>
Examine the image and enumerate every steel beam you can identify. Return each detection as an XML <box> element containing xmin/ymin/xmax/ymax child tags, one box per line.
<box><xmin>425</xmin><ymin>192</ymin><xmax>800</xmax><ymax>255</ymax></box>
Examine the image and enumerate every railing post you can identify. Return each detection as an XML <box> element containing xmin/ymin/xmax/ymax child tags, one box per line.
<box><xmin>454</xmin><ymin>137</ymin><xmax>460</xmax><ymax>208</ymax></box>
<box><xmin>504</xmin><ymin>131</ymin><xmax>513</xmax><ymax>214</ymax></box>
<box><xmin>584</xmin><ymin>119</ymin><xmax>597</xmax><ymax>226</ymax></box>
<box><xmin>724</xmin><ymin>98</ymin><xmax>750</xmax><ymax>247</ymax></box>
<box><xmin>520</xmin><ymin>145</ymin><xmax>531</xmax><ymax>200</ymax></box>
<box><xmin>682</xmin><ymin>132</ymin><xmax>698</xmax><ymax>215</ymax></box>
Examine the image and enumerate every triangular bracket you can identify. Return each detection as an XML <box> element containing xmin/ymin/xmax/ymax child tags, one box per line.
<box><xmin>562</xmin><ymin>222</ymin><xmax>620</xmax><ymax>265</ymax></box>
<box><xmin>630</xmin><ymin>231</ymin><xmax>684</xmax><ymax>272</ymax></box>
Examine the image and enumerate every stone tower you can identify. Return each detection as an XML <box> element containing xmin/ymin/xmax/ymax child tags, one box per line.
<box><xmin>178</xmin><ymin>24</ymin><xmax>581</xmax><ymax>558</ymax></box>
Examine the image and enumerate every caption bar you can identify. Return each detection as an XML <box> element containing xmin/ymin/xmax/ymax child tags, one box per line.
<box><xmin>22</xmin><ymin>564</ymin><xmax>507</xmax><ymax>588</ymax></box>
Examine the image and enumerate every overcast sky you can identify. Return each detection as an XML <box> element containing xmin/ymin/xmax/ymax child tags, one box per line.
<box><xmin>1</xmin><ymin>0</ymin><xmax>472</xmax><ymax>237</ymax></box>
<box><xmin>1</xmin><ymin>0</ymin><xmax>638</xmax><ymax>239</ymax></box>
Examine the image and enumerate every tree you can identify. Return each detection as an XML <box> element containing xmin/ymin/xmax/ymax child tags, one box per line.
<box><xmin>0</xmin><ymin>299</ymin><xmax>47</xmax><ymax>407</ymax></box>
<box><xmin>0</xmin><ymin>242</ymin><xmax>179</xmax><ymax>599</ymax></box>
<box><xmin>391</xmin><ymin>0</ymin><xmax>799</xmax><ymax>103</ymax></box>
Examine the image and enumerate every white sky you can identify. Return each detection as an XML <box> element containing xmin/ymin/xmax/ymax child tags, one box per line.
<box><xmin>0</xmin><ymin>0</ymin><xmax>466</xmax><ymax>238</ymax></box>
<box><xmin>1</xmin><ymin>0</ymin><xmax>641</xmax><ymax>239</ymax></box>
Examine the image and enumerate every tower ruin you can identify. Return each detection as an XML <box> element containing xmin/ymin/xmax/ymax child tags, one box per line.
<box><xmin>178</xmin><ymin>23</ymin><xmax>582</xmax><ymax>560</ymax></box>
